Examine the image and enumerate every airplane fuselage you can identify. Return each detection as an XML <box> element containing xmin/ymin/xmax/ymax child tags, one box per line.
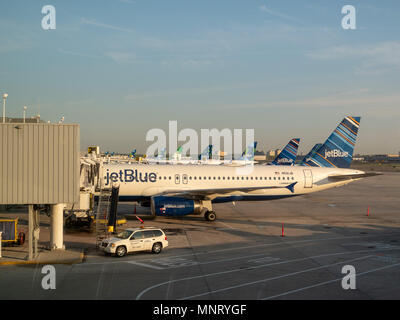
<box><xmin>102</xmin><ymin>163</ymin><xmax>363</xmax><ymax>203</ymax></box>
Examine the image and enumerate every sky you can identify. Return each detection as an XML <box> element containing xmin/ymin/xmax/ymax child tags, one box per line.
<box><xmin>0</xmin><ymin>0</ymin><xmax>399</xmax><ymax>155</ymax></box>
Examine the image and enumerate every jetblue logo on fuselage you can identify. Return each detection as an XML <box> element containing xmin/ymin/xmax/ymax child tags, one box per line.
<box><xmin>325</xmin><ymin>149</ymin><xmax>349</xmax><ymax>158</ymax></box>
<box><xmin>105</xmin><ymin>169</ymin><xmax>157</xmax><ymax>186</ymax></box>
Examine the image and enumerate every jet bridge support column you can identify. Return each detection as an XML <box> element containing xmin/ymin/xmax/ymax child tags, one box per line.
<box><xmin>50</xmin><ymin>203</ymin><xmax>65</xmax><ymax>250</ymax></box>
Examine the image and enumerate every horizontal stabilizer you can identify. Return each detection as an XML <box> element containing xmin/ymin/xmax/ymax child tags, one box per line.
<box><xmin>328</xmin><ymin>172</ymin><xmax>382</xmax><ymax>181</ymax></box>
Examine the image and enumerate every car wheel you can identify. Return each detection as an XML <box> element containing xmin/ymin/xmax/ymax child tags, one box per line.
<box><xmin>116</xmin><ymin>245</ymin><xmax>127</xmax><ymax>257</ymax></box>
<box><xmin>205</xmin><ymin>211</ymin><xmax>216</xmax><ymax>221</ymax></box>
<box><xmin>152</xmin><ymin>242</ymin><xmax>162</xmax><ymax>254</ymax></box>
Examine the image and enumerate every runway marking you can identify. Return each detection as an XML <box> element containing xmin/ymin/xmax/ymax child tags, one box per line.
<box><xmin>124</xmin><ymin>261</ymin><xmax>164</xmax><ymax>270</ymax></box>
<box><xmin>135</xmin><ymin>247</ymin><xmax>400</xmax><ymax>300</ymax></box>
<box><xmin>179</xmin><ymin>255</ymin><xmax>373</xmax><ymax>300</ymax></box>
<box><xmin>82</xmin><ymin>232</ymin><xmax>400</xmax><ymax>268</ymax></box>
<box><xmin>150</xmin><ymin>232</ymin><xmax>400</xmax><ymax>260</ymax></box>
<box><xmin>150</xmin><ymin>257</ymin><xmax>197</xmax><ymax>268</ymax></box>
<box><xmin>261</xmin><ymin>262</ymin><xmax>400</xmax><ymax>300</ymax></box>
<box><xmin>217</xmin><ymin>221</ymin><xmax>235</xmax><ymax>230</ymax></box>
<box><xmin>248</xmin><ymin>257</ymin><xmax>280</xmax><ymax>264</ymax></box>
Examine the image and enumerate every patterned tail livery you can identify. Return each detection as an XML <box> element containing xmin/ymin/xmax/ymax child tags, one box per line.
<box><xmin>299</xmin><ymin>143</ymin><xmax>322</xmax><ymax>166</ymax></box>
<box><xmin>241</xmin><ymin>141</ymin><xmax>258</xmax><ymax>160</ymax></box>
<box><xmin>302</xmin><ymin>116</ymin><xmax>361</xmax><ymax>168</ymax></box>
<box><xmin>271</xmin><ymin>138</ymin><xmax>300</xmax><ymax>165</ymax></box>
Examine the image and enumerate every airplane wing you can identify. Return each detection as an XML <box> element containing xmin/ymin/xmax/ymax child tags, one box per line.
<box><xmin>328</xmin><ymin>172</ymin><xmax>382</xmax><ymax>181</ymax></box>
<box><xmin>154</xmin><ymin>182</ymin><xmax>297</xmax><ymax>199</ymax></box>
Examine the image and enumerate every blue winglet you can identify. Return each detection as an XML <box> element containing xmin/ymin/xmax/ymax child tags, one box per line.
<box><xmin>286</xmin><ymin>182</ymin><xmax>297</xmax><ymax>193</ymax></box>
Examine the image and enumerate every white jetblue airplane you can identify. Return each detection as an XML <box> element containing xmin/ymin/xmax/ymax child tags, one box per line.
<box><xmin>103</xmin><ymin>117</ymin><xmax>377</xmax><ymax>221</ymax></box>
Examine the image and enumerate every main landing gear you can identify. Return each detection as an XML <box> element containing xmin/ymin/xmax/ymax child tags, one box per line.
<box><xmin>204</xmin><ymin>210</ymin><xmax>217</xmax><ymax>221</ymax></box>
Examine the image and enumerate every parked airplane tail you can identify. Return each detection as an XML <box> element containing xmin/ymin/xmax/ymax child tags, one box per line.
<box><xmin>271</xmin><ymin>138</ymin><xmax>300</xmax><ymax>165</ymax></box>
<box><xmin>157</xmin><ymin>148</ymin><xmax>167</xmax><ymax>160</ymax></box>
<box><xmin>199</xmin><ymin>145</ymin><xmax>213</xmax><ymax>160</ymax></box>
<box><xmin>299</xmin><ymin>143</ymin><xmax>322</xmax><ymax>165</ymax></box>
<box><xmin>302</xmin><ymin>116</ymin><xmax>361</xmax><ymax>168</ymax></box>
<box><xmin>240</xmin><ymin>141</ymin><xmax>258</xmax><ymax>160</ymax></box>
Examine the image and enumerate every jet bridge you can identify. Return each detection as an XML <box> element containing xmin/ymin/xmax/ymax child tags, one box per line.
<box><xmin>0</xmin><ymin>123</ymin><xmax>80</xmax><ymax>260</ymax></box>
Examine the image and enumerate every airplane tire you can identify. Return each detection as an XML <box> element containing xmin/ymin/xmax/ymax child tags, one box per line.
<box><xmin>205</xmin><ymin>211</ymin><xmax>217</xmax><ymax>221</ymax></box>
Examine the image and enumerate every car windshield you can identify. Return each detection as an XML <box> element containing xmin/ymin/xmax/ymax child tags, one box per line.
<box><xmin>116</xmin><ymin>230</ymin><xmax>133</xmax><ymax>239</ymax></box>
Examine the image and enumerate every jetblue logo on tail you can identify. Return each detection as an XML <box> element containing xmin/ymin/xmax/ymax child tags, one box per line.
<box><xmin>325</xmin><ymin>149</ymin><xmax>349</xmax><ymax>158</ymax></box>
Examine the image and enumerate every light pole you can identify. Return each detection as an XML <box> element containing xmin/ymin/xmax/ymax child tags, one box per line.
<box><xmin>23</xmin><ymin>106</ymin><xmax>27</xmax><ymax>123</ymax></box>
<box><xmin>2</xmin><ymin>93</ymin><xmax>8</xmax><ymax>123</ymax></box>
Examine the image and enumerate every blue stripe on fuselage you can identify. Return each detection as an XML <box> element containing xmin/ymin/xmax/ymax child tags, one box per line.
<box><xmin>103</xmin><ymin>194</ymin><xmax>300</xmax><ymax>203</ymax></box>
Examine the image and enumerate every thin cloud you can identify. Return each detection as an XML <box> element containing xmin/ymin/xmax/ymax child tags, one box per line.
<box><xmin>106</xmin><ymin>51</ymin><xmax>136</xmax><ymax>63</ymax></box>
<box><xmin>220</xmin><ymin>91</ymin><xmax>400</xmax><ymax>114</ymax></box>
<box><xmin>306</xmin><ymin>41</ymin><xmax>400</xmax><ymax>73</ymax></box>
<box><xmin>259</xmin><ymin>5</ymin><xmax>303</xmax><ymax>24</ymax></box>
<box><xmin>80</xmin><ymin>17</ymin><xmax>134</xmax><ymax>33</ymax></box>
<box><xmin>58</xmin><ymin>48</ymin><xmax>102</xmax><ymax>59</ymax></box>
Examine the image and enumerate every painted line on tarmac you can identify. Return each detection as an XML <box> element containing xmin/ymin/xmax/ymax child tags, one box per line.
<box><xmin>124</xmin><ymin>261</ymin><xmax>165</xmax><ymax>270</ymax></box>
<box><xmin>135</xmin><ymin>247</ymin><xmax>400</xmax><ymax>300</ymax></box>
<box><xmin>261</xmin><ymin>262</ymin><xmax>400</xmax><ymax>300</ymax></box>
<box><xmin>179</xmin><ymin>255</ymin><xmax>373</xmax><ymax>300</ymax></box>
<box><xmin>145</xmin><ymin>232</ymin><xmax>400</xmax><ymax>260</ymax></box>
<box><xmin>81</xmin><ymin>232</ymin><xmax>400</xmax><ymax>268</ymax></box>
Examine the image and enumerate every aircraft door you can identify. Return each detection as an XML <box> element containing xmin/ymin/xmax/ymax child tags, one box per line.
<box><xmin>303</xmin><ymin>169</ymin><xmax>313</xmax><ymax>188</ymax></box>
<box><xmin>175</xmin><ymin>174</ymin><xmax>180</xmax><ymax>184</ymax></box>
<box><xmin>182</xmin><ymin>174</ymin><xmax>188</xmax><ymax>184</ymax></box>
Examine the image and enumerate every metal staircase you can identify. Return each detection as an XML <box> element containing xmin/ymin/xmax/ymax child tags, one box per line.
<box><xmin>95</xmin><ymin>188</ymin><xmax>112</xmax><ymax>248</ymax></box>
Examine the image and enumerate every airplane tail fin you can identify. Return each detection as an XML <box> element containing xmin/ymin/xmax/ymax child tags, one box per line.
<box><xmin>240</xmin><ymin>141</ymin><xmax>257</xmax><ymax>160</ymax></box>
<box><xmin>299</xmin><ymin>143</ymin><xmax>322</xmax><ymax>166</ymax></box>
<box><xmin>199</xmin><ymin>145</ymin><xmax>213</xmax><ymax>160</ymax></box>
<box><xmin>302</xmin><ymin>116</ymin><xmax>361</xmax><ymax>168</ymax></box>
<box><xmin>157</xmin><ymin>148</ymin><xmax>167</xmax><ymax>160</ymax></box>
<box><xmin>271</xmin><ymin>138</ymin><xmax>300</xmax><ymax>165</ymax></box>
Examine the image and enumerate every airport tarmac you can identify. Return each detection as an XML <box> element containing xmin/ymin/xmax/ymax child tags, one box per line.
<box><xmin>0</xmin><ymin>172</ymin><xmax>399</xmax><ymax>300</ymax></box>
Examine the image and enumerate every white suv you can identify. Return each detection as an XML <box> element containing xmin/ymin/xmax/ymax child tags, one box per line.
<box><xmin>100</xmin><ymin>227</ymin><xmax>168</xmax><ymax>257</ymax></box>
